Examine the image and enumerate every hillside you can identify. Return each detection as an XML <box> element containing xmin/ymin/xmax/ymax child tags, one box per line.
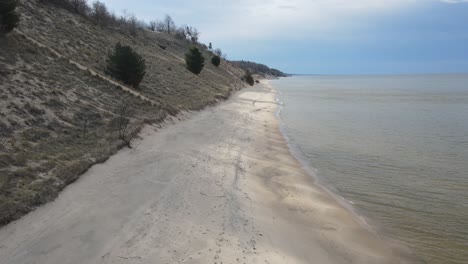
<box><xmin>0</xmin><ymin>0</ymin><xmax>247</xmax><ymax>225</ymax></box>
<box><xmin>230</xmin><ymin>60</ymin><xmax>289</xmax><ymax>78</ymax></box>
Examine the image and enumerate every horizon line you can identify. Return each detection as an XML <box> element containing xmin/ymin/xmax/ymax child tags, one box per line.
<box><xmin>285</xmin><ymin>72</ymin><xmax>468</xmax><ymax>76</ymax></box>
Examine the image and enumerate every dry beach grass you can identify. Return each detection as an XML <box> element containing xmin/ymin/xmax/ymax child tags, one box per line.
<box><xmin>0</xmin><ymin>0</ymin><xmax>244</xmax><ymax>225</ymax></box>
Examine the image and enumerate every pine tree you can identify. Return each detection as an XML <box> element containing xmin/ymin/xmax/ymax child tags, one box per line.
<box><xmin>211</xmin><ymin>55</ymin><xmax>221</xmax><ymax>67</ymax></box>
<box><xmin>0</xmin><ymin>0</ymin><xmax>20</xmax><ymax>35</ymax></box>
<box><xmin>185</xmin><ymin>46</ymin><xmax>205</xmax><ymax>74</ymax></box>
<box><xmin>106</xmin><ymin>43</ymin><xmax>146</xmax><ymax>88</ymax></box>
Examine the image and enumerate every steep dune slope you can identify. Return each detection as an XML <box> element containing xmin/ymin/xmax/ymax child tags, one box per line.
<box><xmin>0</xmin><ymin>0</ymin><xmax>245</xmax><ymax>225</ymax></box>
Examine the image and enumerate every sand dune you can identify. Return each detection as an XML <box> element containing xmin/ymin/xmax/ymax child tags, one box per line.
<box><xmin>0</xmin><ymin>83</ymin><xmax>402</xmax><ymax>264</ymax></box>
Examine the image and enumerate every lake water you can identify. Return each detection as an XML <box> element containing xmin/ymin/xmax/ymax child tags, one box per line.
<box><xmin>271</xmin><ymin>75</ymin><xmax>468</xmax><ymax>264</ymax></box>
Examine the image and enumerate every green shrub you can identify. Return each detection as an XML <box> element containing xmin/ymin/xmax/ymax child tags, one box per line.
<box><xmin>106</xmin><ymin>43</ymin><xmax>146</xmax><ymax>88</ymax></box>
<box><xmin>211</xmin><ymin>55</ymin><xmax>221</xmax><ymax>67</ymax></box>
<box><xmin>185</xmin><ymin>46</ymin><xmax>205</xmax><ymax>74</ymax></box>
<box><xmin>0</xmin><ymin>0</ymin><xmax>20</xmax><ymax>35</ymax></box>
<box><xmin>243</xmin><ymin>70</ymin><xmax>255</xmax><ymax>86</ymax></box>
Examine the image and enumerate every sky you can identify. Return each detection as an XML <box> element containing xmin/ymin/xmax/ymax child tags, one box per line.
<box><xmin>98</xmin><ymin>0</ymin><xmax>468</xmax><ymax>74</ymax></box>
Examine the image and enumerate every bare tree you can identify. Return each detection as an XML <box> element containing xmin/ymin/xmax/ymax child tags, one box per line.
<box><xmin>117</xmin><ymin>9</ymin><xmax>128</xmax><ymax>28</ymax></box>
<box><xmin>185</xmin><ymin>26</ymin><xmax>192</xmax><ymax>40</ymax></box>
<box><xmin>127</xmin><ymin>14</ymin><xmax>138</xmax><ymax>36</ymax></box>
<box><xmin>153</xmin><ymin>20</ymin><xmax>165</xmax><ymax>32</ymax></box>
<box><xmin>190</xmin><ymin>27</ymin><xmax>200</xmax><ymax>43</ymax></box>
<box><xmin>185</xmin><ymin>26</ymin><xmax>200</xmax><ymax>43</ymax></box>
<box><xmin>115</xmin><ymin>103</ymin><xmax>141</xmax><ymax>148</ymax></box>
<box><xmin>163</xmin><ymin>15</ymin><xmax>176</xmax><ymax>34</ymax></box>
<box><xmin>148</xmin><ymin>20</ymin><xmax>157</xmax><ymax>31</ymax></box>
<box><xmin>214</xmin><ymin>48</ymin><xmax>223</xmax><ymax>57</ymax></box>
<box><xmin>91</xmin><ymin>1</ymin><xmax>109</xmax><ymax>26</ymax></box>
<box><xmin>174</xmin><ymin>26</ymin><xmax>187</xmax><ymax>40</ymax></box>
<box><xmin>136</xmin><ymin>20</ymin><xmax>147</xmax><ymax>32</ymax></box>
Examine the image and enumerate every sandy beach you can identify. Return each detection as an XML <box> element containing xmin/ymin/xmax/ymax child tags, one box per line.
<box><xmin>0</xmin><ymin>82</ymin><xmax>402</xmax><ymax>264</ymax></box>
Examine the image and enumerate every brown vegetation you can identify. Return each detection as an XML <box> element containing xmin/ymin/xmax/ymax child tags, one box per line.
<box><xmin>0</xmin><ymin>0</ymin><xmax>245</xmax><ymax>226</ymax></box>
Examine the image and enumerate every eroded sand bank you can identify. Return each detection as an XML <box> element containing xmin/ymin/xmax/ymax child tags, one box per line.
<box><xmin>0</xmin><ymin>83</ymin><xmax>402</xmax><ymax>264</ymax></box>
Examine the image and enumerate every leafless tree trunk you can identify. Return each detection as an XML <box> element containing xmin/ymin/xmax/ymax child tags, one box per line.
<box><xmin>163</xmin><ymin>15</ymin><xmax>175</xmax><ymax>34</ymax></box>
<box><xmin>149</xmin><ymin>20</ymin><xmax>157</xmax><ymax>31</ymax></box>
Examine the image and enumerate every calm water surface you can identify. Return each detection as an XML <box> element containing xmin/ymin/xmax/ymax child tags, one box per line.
<box><xmin>271</xmin><ymin>75</ymin><xmax>468</xmax><ymax>264</ymax></box>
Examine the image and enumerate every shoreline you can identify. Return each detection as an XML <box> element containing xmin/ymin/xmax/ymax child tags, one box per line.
<box><xmin>270</xmin><ymin>79</ymin><xmax>375</xmax><ymax>231</ymax></box>
<box><xmin>0</xmin><ymin>83</ymin><xmax>403</xmax><ymax>263</ymax></box>
<box><xmin>253</xmin><ymin>81</ymin><xmax>405</xmax><ymax>263</ymax></box>
<box><xmin>269</xmin><ymin>79</ymin><xmax>416</xmax><ymax>261</ymax></box>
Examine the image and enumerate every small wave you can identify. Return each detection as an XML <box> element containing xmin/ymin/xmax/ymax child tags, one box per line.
<box><xmin>341</xmin><ymin>196</ymin><xmax>356</xmax><ymax>205</ymax></box>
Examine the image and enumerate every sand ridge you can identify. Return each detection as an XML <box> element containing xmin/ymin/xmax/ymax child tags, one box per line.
<box><xmin>0</xmin><ymin>83</ymin><xmax>402</xmax><ymax>263</ymax></box>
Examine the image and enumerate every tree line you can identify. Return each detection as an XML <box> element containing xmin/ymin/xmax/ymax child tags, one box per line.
<box><xmin>35</xmin><ymin>0</ymin><xmax>204</xmax><ymax>42</ymax></box>
<box><xmin>231</xmin><ymin>60</ymin><xmax>288</xmax><ymax>78</ymax></box>
<box><xmin>1</xmin><ymin>0</ymin><xmax>256</xmax><ymax>88</ymax></box>
<box><xmin>4</xmin><ymin>0</ymin><xmax>229</xmax><ymax>51</ymax></box>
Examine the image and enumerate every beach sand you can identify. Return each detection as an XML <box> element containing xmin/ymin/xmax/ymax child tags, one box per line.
<box><xmin>0</xmin><ymin>82</ymin><xmax>402</xmax><ymax>264</ymax></box>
